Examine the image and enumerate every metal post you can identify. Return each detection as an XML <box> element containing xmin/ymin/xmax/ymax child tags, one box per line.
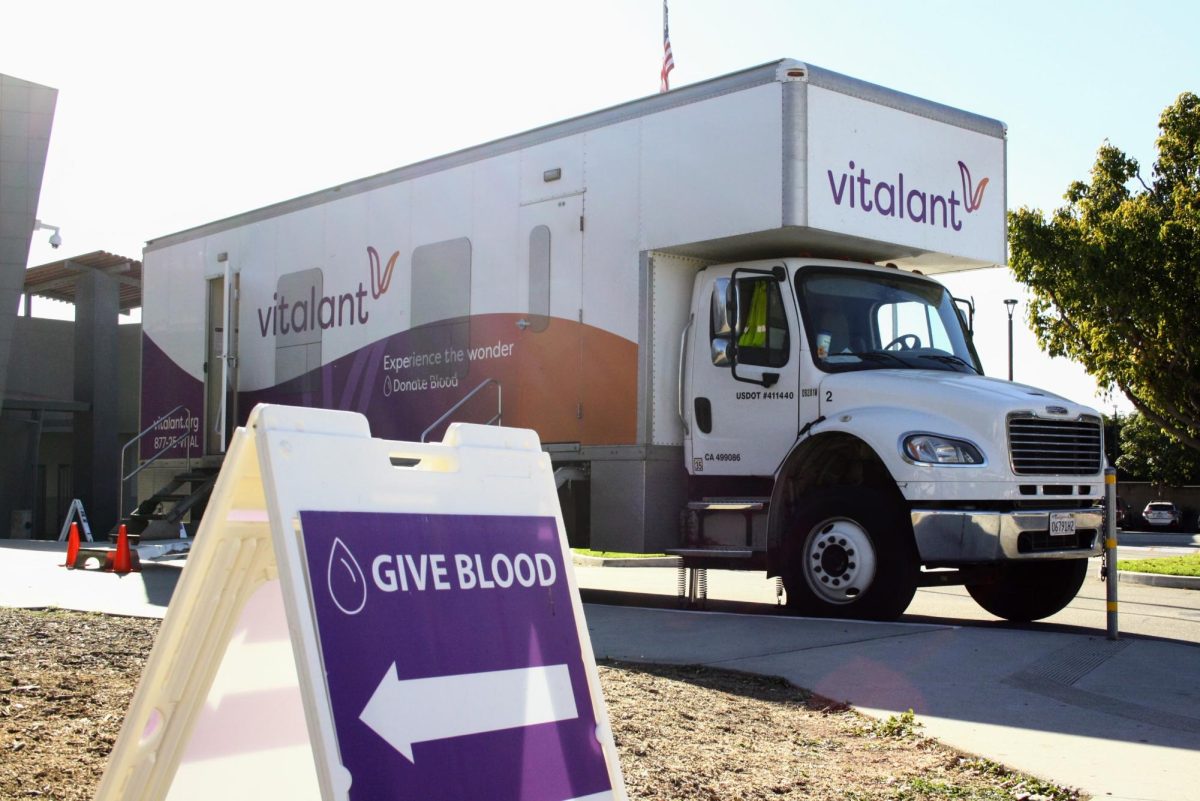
<box><xmin>1004</xmin><ymin>298</ymin><xmax>1018</xmax><ymax>381</ymax></box>
<box><xmin>1104</xmin><ymin>467</ymin><xmax>1119</xmax><ymax>640</ymax></box>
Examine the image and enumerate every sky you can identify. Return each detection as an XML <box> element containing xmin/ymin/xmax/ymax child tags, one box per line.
<box><xmin>6</xmin><ymin>0</ymin><xmax>1198</xmax><ymax>413</ymax></box>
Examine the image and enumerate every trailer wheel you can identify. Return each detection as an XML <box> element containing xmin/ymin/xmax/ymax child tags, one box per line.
<box><xmin>783</xmin><ymin>489</ymin><xmax>918</xmax><ymax>621</ymax></box>
<box><xmin>965</xmin><ymin>559</ymin><xmax>1088</xmax><ymax>622</ymax></box>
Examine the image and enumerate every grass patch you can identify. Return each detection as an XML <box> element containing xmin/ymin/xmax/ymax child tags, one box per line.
<box><xmin>1117</xmin><ymin>552</ymin><xmax>1200</xmax><ymax>577</ymax></box>
<box><xmin>572</xmin><ymin>548</ymin><xmax>669</xmax><ymax>559</ymax></box>
<box><xmin>856</xmin><ymin>708</ymin><xmax>923</xmax><ymax>739</ymax></box>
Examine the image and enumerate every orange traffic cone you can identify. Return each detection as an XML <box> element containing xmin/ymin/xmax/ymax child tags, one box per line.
<box><xmin>111</xmin><ymin>524</ymin><xmax>133</xmax><ymax>574</ymax></box>
<box><xmin>63</xmin><ymin>522</ymin><xmax>81</xmax><ymax>569</ymax></box>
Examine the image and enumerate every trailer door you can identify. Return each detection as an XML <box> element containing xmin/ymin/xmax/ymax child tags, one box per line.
<box><xmin>517</xmin><ymin>193</ymin><xmax>584</xmax><ymax>443</ymax></box>
<box><xmin>204</xmin><ymin>267</ymin><xmax>239</xmax><ymax>455</ymax></box>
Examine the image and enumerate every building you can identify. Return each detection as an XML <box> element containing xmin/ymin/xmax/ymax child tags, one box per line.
<box><xmin>1</xmin><ymin>73</ymin><xmax>142</xmax><ymax>539</ymax></box>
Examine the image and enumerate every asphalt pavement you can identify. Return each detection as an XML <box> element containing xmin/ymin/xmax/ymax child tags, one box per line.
<box><xmin>3</xmin><ymin>537</ymin><xmax>1198</xmax><ymax>801</ymax></box>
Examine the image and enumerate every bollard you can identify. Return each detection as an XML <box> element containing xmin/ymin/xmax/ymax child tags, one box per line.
<box><xmin>1104</xmin><ymin>467</ymin><xmax>1118</xmax><ymax>640</ymax></box>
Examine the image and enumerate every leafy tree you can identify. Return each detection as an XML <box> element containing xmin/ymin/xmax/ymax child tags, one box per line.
<box><xmin>1009</xmin><ymin>92</ymin><xmax>1200</xmax><ymax>452</ymax></box>
<box><xmin>1114</xmin><ymin>412</ymin><xmax>1200</xmax><ymax>487</ymax></box>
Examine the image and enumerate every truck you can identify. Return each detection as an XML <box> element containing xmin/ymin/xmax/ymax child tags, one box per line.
<box><xmin>135</xmin><ymin>59</ymin><xmax>1106</xmax><ymax>621</ymax></box>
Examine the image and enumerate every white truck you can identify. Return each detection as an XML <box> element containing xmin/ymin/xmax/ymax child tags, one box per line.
<box><xmin>136</xmin><ymin>59</ymin><xmax>1105</xmax><ymax>621</ymax></box>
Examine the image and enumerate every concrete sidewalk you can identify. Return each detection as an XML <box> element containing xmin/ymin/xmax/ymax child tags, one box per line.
<box><xmin>0</xmin><ymin>539</ymin><xmax>184</xmax><ymax>618</ymax></box>
<box><xmin>3</xmin><ymin>539</ymin><xmax>1197</xmax><ymax>800</ymax></box>
<box><xmin>576</xmin><ymin>565</ymin><xmax>1200</xmax><ymax>801</ymax></box>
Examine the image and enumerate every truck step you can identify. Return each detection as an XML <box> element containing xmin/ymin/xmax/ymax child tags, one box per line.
<box><xmin>683</xmin><ymin>498</ymin><xmax>770</xmax><ymax>550</ymax></box>
<box><xmin>687</xmin><ymin>497</ymin><xmax>769</xmax><ymax>512</ymax></box>
<box><xmin>666</xmin><ymin>547</ymin><xmax>754</xmax><ymax>559</ymax></box>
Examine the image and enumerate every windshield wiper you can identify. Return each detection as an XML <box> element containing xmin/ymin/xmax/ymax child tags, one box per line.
<box><xmin>917</xmin><ymin>353</ymin><xmax>980</xmax><ymax>374</ymax></box>
<box><xmin>853</xmin><ymin>351</ymin><xmax>910</xmax><ymax>368</ymax></box>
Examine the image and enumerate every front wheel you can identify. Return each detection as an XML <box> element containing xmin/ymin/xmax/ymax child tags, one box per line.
<box><xmin>965</xmin><ymin>559</ymin><xmax>1088</xmax><ymax>622</ymax></box>
<box><xmin>783</xmin><ymin>489</ymin><xmax>918</xmax><ymax>621</ymax></box>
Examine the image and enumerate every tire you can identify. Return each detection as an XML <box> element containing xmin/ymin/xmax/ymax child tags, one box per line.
<box><xmin>965</xmin><ymin>559</ymin><xmax>1088</xmax><ymax>622</ymax></box>
<box><xmin>783</xmin><ymin>488</ymin><xmax>918</xmax><ymax>621</ymax></box>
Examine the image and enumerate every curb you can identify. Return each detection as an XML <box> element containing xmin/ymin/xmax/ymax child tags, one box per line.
<box><xmin>1117</xmin><ymin>570</ymin><xmax>1200</xmax><ymax>590</ymax></box>
<box><xmin>572</xmin><ymin>555</ymin><xmax>682</xmax><ymax>568</ymax></box>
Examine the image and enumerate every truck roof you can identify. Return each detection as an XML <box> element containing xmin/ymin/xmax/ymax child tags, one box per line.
<box><xmin>145</xmin><ymin>59</ymin><xmax>1006</xmax><ymax>254</ymax></box>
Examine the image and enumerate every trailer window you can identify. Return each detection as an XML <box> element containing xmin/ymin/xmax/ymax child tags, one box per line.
<box><xmin>527</xmin><ymin>225</ymin><xmax>550</xmax><ymax>332</ymax></box>
<box><xmin>411</xmin><ymin>238</ymin><xmax>472</xmax><ymax>380</ymax></box>
<box><xmin>412</xmin><ymin>238</ymin><xmax>472</xmax><ymax>326</ymax></box>
<box><xmin>734</xmin><ymin>277</ymin><xmax>789</xmax><ymax>368</ymax></box>
<box><xmin>274</xmin><ymin>268</ymin><xmax>323</xmax><ymax>388</ymax></box>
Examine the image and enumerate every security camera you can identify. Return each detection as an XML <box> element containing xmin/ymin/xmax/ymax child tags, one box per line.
<box><xmin>34</xmin><ymin>220</ymin><xmax>62</xmax><ymax>250</ymax></box>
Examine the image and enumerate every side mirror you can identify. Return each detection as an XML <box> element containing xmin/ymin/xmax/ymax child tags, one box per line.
<box><xmin>711</xmin><ymin>337</ymin><xmax>732</xmax><ymax>367</ymax></box>
<box><xmin>710</xmin><ymin>278</ymin><xmax>732</xmax><ymax>337</ymax></box>
<box><xmin>725</xmin><ymin>279</ymin><xmax>740</xmax><ymax>341</ymax></box>
<box><xmin>953</xmin><ymin>295</ymin><xmax>975</xmax><ymax>335</ymax></box>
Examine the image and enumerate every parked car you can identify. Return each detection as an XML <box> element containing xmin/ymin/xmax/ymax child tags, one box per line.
<box><xmin>1115</xmin><ymin>497</ymin><xmax>1130</xmax><ymax>529</ymax></box>
<box><xmin>1142</xmin><ymin>501</ymin><xmax>1182</xmax><ymax>530</ymax></box>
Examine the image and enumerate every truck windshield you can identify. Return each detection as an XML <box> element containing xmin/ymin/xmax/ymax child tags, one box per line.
<box><xmin>796</xmin><ymin>267</ymin><xmax>981</xmax><ymax>374</ymax></box>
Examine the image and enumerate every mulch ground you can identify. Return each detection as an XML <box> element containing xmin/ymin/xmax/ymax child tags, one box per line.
<box><xmin>0</xmin><ymin>608</ymin><xmax>1081</xmax><ymax>800</ymax></box>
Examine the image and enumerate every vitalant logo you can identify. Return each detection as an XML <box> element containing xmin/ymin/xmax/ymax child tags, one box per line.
<box><xmin>367</xmin><ymin>246</ymin><xmax>399</xmax><ymax>299</ymax></box>
<box><xmin>256</xmin><ymin>246</ymin><xmax>400</xmax><ymax>338</ymax></box>
<box><xmin>825</xmin><ymin>159</ymin><xmax>992</xmax><ymax>232</ymax></box>
<box><xmin>958</xmin><ymin>161</ymin><xmax>989</xmax><ymax>213</ymax></box>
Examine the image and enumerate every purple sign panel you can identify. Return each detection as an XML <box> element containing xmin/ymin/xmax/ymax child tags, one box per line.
<box><xmin>299</xmin><ymin>511</ymin><xmax>613</xmax><ymax>801</ymax></box>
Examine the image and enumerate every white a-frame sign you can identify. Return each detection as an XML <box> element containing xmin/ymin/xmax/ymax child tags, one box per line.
<box><xmin>96</xmin><ymin>404</ymin><xmax>627</xmax><ymax>801</ymax></box>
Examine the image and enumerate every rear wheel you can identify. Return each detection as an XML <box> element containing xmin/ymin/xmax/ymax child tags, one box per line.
<box><xmin>783</xmin><ymin>488</ymin><xmax>918</xmax><ymax>621</ymax></box>
<box><xmin>965</xmin><ymin>559</ymin><xmax>1088</xmax><ymax>622</ymax></box>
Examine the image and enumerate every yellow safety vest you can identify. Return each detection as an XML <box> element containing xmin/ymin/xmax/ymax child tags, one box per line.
<box><xmin>738</xmin><ymin>282</ymin><xmax>768</xmax><ymax>348</ymax></box>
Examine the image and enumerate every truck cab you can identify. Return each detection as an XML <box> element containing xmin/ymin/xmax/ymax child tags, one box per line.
<box><xmin>680</xmin><ymin>258</ymin><xmax>1104</xmax><ymax>621</ymax></box>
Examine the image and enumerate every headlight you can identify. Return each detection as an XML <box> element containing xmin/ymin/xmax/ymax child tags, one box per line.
<box><xmin>902</xmin><ymin>433</ymin><xmax>985</xmax><ymax>465</ymax></box>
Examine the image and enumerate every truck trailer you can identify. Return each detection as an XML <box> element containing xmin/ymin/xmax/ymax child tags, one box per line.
<box><xmin>135</xmin><ymin>59</ymin><xmax>1105</xmax><ymax>621</ymax></box>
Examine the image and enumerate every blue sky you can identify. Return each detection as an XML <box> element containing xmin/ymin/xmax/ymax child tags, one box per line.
<box><xmin>6</xmin><ymin>0</ymin><xmax>1198</xmax><ymax>410</ymax></box>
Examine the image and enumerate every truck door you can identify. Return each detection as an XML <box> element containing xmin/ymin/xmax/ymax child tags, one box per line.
<box><xmin>685</xmin><ymin>267</ymin><xmax>801</xmax><ymax>477</ymax></box>
<box><xmin>516</xmin><ymin>193</ymin><xmax>584</xmax><ymax>443</ymax></box>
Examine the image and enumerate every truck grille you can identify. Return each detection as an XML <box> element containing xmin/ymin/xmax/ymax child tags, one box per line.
<box><xmin>1008</xmin><ymin>415</ymin><xmax>1103</xmax><ymax>476</ymax></box>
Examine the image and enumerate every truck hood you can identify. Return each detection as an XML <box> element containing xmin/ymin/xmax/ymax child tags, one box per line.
<box><xmin>819</xmin><ymin>369</ymin><xmax>1099</xmax><ymax>444</ymax></box>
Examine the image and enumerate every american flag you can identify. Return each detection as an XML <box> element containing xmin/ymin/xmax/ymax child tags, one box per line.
<box><xmin>660</xmin><ymin>1</ymin><xmax>674</xmax><ymax>93</ymax></box>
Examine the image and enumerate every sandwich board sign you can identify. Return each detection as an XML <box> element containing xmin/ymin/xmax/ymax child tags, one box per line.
<box><xmin>96</xmin><ymin>404</ymin><xmax>626</xmax><ymax>801</ymax></box>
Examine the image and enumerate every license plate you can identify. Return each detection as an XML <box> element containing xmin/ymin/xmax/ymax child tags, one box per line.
<box><xmin>1049</xmin><ymin>512</ymin><xmax>1077</xmax><ymax>537</ymax></box>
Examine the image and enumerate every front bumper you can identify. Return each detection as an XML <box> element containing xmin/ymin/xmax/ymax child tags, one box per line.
<box><xmin>910</xmin><ymin>508</ymin><xmax>1104</xmax><ymax>563</ymax></box>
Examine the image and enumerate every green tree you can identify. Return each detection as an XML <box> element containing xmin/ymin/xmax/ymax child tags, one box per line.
<box><xmin>1009</xmin><ymin>92</ymin><xmax>1200</xmax><ymax>451</ymax></box>
<box><xmin>1115</xmin><ymin>412</ymin><xmax>1200</xmax><ymax>487</ymax></box>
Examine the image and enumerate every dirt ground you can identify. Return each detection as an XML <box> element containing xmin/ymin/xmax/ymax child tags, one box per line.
<box><xmin>0</xmin><ymin>608</ymin><xmax>1081</xmax><ymax>801</ymax></box>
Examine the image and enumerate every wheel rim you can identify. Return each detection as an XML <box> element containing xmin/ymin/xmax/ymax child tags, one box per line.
<box><xmin>802</xmin><ymin>517</ymin><xmax>878</xmax><ymax>605</ymax></box>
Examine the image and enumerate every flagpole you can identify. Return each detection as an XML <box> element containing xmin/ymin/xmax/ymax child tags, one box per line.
<box><xmin>660</xmin><ymin>1</ymin><xmax>674</xmax><ymax>93</ymax></box>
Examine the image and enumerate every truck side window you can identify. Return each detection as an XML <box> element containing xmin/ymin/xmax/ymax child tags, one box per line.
<box><xmin>735</xmin><ymin>278</ymin><xmax>789</xmax><ymax>368</ymax></box>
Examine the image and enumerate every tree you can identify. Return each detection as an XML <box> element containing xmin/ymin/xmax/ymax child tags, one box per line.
<box><xmin>1009</xmin><ymin>92</ymin><xmax>1200</xmax><ymax>452</ymax></box>
<box><xmin>1114</xmin><ymin>412</ymin><xmax>1200</xmax><ymax>487</ymax></box>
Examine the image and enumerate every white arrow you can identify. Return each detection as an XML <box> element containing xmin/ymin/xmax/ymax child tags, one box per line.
<box><xmin>359</xmin><ymin>662</ymin><xmax>579</xmax><ymax>762</ymax></box>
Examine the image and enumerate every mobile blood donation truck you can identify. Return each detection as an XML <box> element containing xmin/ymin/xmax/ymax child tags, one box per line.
<box><xmin>133</xmin><ymin>60</ymin><xmax>1105</xmax><ymax>620</ymax></box>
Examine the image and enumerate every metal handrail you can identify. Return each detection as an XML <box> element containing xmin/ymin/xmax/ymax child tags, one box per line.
<box><xmin>119</xmin><ymin>405</ymin><xmax>194</xmax><ymax>519</ymax></box>
<box><xmin>421</xmin><ymin>379</ymin><xmax>502</xmax><ymax>442</ymax></box>
<box><xmin>677</xmin><ymin>314</ymin><xmax>693</xmax><ymax>435</ymax></box>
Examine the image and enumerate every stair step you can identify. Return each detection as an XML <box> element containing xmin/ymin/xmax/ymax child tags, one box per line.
<box><xmin>175</xmin><ymin>471</ymin><xmax>218</xmax><ymax>481</ymax></box>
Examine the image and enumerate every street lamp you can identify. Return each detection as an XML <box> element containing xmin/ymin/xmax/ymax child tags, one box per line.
<box><xmin>1004</xmin><ymin>298</ymin><xmax>1018</xmax><ymax>381</ymax></box>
